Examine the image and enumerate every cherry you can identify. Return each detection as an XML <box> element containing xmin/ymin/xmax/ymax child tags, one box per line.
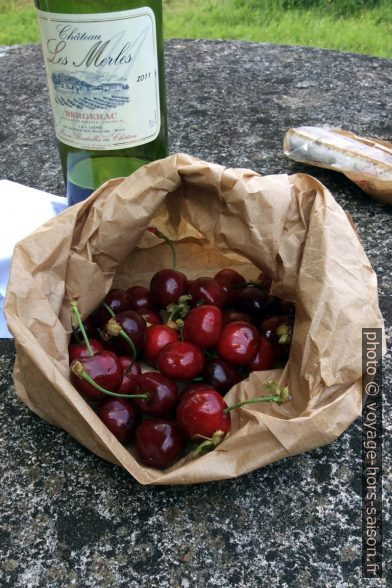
<box><xmin>132</xmin><ymin>372</ymin><xmax>178</xmax><ymax>417</ymax></box>
<box><xmin>188</xmin><ymin>277</ymin><xmax>225</xmax><ymax>307</ymax></box>
<box><xmin>234</xmin><ymin>286</ymin><xmax>273</xmax><ymax>320</ymax></box>
<box><xmin>127</xmin><ymin>286</ymin><xmax>155</xmax><ymax>312</ymax></box>
<box><xmin>179</xmin><ymin>382</ymin><xmax>215</xmax><ymax>403</ymax></box>
<box><xmin>96</xmin><ymin>398</ymin><xmax>140</xmax><ymax>443</ymax></box>
<box><xmin>247</xmin><ymin>336</ymin><xmax>277</xmax><ymax>372</ymax></box>
<box><xmin>203</xmin><ymin>359</ymin><xmax>242</xmax><ymax>394</ymax></box>
<box><xmin>257</xmin><ymin>272</ymin><xmax>273</xmax><ymax>291</ymax></box>
<box><xmin>71</xmin><ymin>315</ymin><xmax>97</xmax><ymax>343</ymax></box>
<box><xmin>135</xmin><ymin>419</ymin><xmax>185</xmax><ymax>468</ymax></box>
<box><xmin>214</xmin><ymin>269</ymin><xmax>246</xmax><ymax>306</ymax></box>
<box><xmin>70</xmin><ymin>351</ymin><xmax>123</xmax><ymax>401</ymax></box>
<box><xmin>182</xmin><ymin>305</ymin><xmax>222</xmax><ymax>348</ymax></box>
<box><xmin>117</xmin><ymin>357</ymin><xmax>141</xmax><ymax>395</ymax></box>
<box><xmin>259</xmin><ymin>316</ymin><xmax>294</xmax><ymax>356</ymax></box>
<box><xmin>150</xmin><ymin>269</ymin><xmax>188</xmax><ymax>308</ymax></box>
<box><xmin>139</xmin><ymin>309</ymin><xmax>163</xmax><ymax>326</ymax></box>
<box><xmin>68</xmin><ymin>339</ymin><xmax>104</xmax><ymax>362</ymax></box>
<box><xmin>156</xmin><ymin>341</ymin><xmax>205</xmax><ymax>380</ymax></box>
<box><xmin>176</xmin><ymin>389</ymin><xmax>231</xmax><ymax>440</ymax></box>
<box><xmin>103</xmin><ymin>310</ymin><xmax>146</xmax><ymax>355</ymax></box>
<box><xmin>92</xmin><ymin>289</ymin><xmax>131</xmax><ymax>327</ymax></box>
<box><xmin>222</xmin><ymin>310</ymin><xmax>252</xmax><ymax>325</ymax></box>
<box><xmin>216</xmin><ymin>321</ymin><xmax>259</xmax><ymax>365</ymax></box>
<box><xmin>144</xmin><ymin>324</ymin><xmax>179</xmax><ymax>363</ymax></box>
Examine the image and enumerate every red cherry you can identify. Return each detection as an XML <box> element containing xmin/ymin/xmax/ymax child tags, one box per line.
<box><xmin>144</xmin><ymin>325</ymin><xmax>179</xmax><ymax>363</ymax></box>
<box><xmin>247</xmin><ymin>336</ymin><xmax>277</xmax><ymax>372</ymax></box>
<box><xmin>150</xmin><ymin>269</ymin><xmax>188</xmax><ymax>308</ymax></box>
<box><xmin>156</xmin><ymin>341</ymin><xmax>205</xmax><ymax>380</ymax></box>
<box><xmin>127</xmin><ymin>286</ymin><xmax>155</xmax><ymax>312</ymax></box>
<box><xmin>182</xmin><ymin>305</ymin><xmax>222</xmax><ymax>348</ymax></box>
<box><xmin>176</xmin><ymin>389</ymin><xmax>231</xmax><ymax>439</ymax></box>
<box><xmin>135</xmin><ymin>419</ymin><xmax>185</xmax><ymax>468</ymax></box>
<box><xmin>260</xmin><ymin>316</ymin><xmax>294</xmax><ymax>358</ymax></box>
<box><xmin>139</xmin><ymin>309</ymin><xmax>163</xmax><ymax>325</ymax></box>
<box><xmin>92</xmin><ymin>289</ymin><xmax>131</xmax><ymax>327</ymax></box>
<box><xmin>96</xmin><ymin>398</ymin><xmax>140</xmax><ymax>443</ymax></box>
<box><xmin>203</xmin><ymin>359</ymin><xmax>242</xmax><ymax>394</ymax></box>
<box><xmin>103</xmin><ymin>310</ymin><xmax>146</xmax><ymax>354</ymax></box>
<box><xmin>214</xmin><ymin>269</ymin><xmax>246</xmax><ymax>306</ymax></box>
<box><xmin>70</xmin><ymin>351</ymin><xmax>123</xmax><ymax>401</ymax></box>
<box><xmin>117</xmin><ymin>357</ymin><xmax>141</xmax><ymax>395</ymax></box>
<box><xmin>234</xmin><ymin>286</ymin><xmax>273</xmax><ymax>320</ymax></box>
<box><xmin>188</xmin><ymin>277</ymin><xmax>225</xmax><ymax>307</ymax></box>
<box><xmin>222</xmin><ymin>310</ymin><xmax>252</xmax><ymax>325</ymax></box>
<box><xmin>179</xmin><ymin>383</ymin><xmax>215</xmax><ymax>403</ymax></box>
<box><xmin>68</xmin><ymin>339</ymin><xmax>104</xmax><ymax>362</ymax></box>
<box><xmin>132</xmin><ymin>372</ymin><xmax>178</xmax><ymax>417</ymax></box>
<box><xmin>216</xmin><ymin>321</ymin><xmax>259</xmax><ymax>365</ymax></box>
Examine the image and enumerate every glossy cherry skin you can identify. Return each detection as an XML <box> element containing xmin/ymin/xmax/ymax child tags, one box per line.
<box><xmin>132</xmin><ymin>372</ymin><xmax>178</xmax><ymax>417</ymax></box>
<box><xmin>144</xmin><ymin>325</ymin><xmax>179</xmax><ymax>363</ymax></box>
<box><xmin>96</xmin><ymin>398</ymin><xmax>140</xmax><ymax>443</ymax></box>
<box><xmin>182</xmin><ymin>305</ymin><xmax>223</xmax><ymax>348</ymax></box>
<box><xmin>127</xmin><ymin>286</ymin><xmax>155</xmax><ymax>312</ymax></box>
<box><xmin>92</xmin><ymin>289</ymin><xmax>131</xmax><ymax>327</ymax></box>
<box><xmin>234</xmin><ymin>286</ymin><xmax>273</xmax><ymax>320</ymax></box>
<box><xmin>68</xmin><ymin>339</ymin><xmax>104</xmax><ymax>362</ymax></box>
<box><xmin>117</xmin><ymin>357</ymin><xmax>141</xmax><ymax>395</ymax></box>
<box><xmin>203</xmin><ymin>359</ymin><xmax>242</xmax><ymax>394</ymax></box>
<box><xmin>222</xmin><ymin>310</ymin><xmax>252</xmax><ymax>325</ymax></box>
<box><xmin>135</xmin><ymin>419</ymin><xmax>185</xmax><ymax>468</ymax></box>
<box><xmin>188</xmin><ymin>277</ymin><xmax>225</xmax><ymax>307</ymax></box>
<box><xmin>139</xmin><ymin>309</ymin><xmax>163</xmax><ymax>326</ymax></box>
<box><xmin>156</xmin><ymin>341</ymin><xmax>205</xmax><ymax>380</ymax></box>
<box><xmin>70</xmin><ymin>351</ymin><xmax>123</xmax><ymax>401</ymax></box>
<box><xmin>103</xmin><ymin>310</ymin><xmax>147</xmax><ymax>354</ymax></box>
<box><xmin>176</xmin><ymin>390</ymin><xmax>231</xmax><ymax>439</ymax></box>
<box><xmin>214</xmin><ymin>269</ymin><xmax>246</xmax><ymax>306</ymax></box>
<box><xmin>150</xmin><ymin>269</ymin><xmax>188</xmax><ymax>308</ymax></box>
<box><xmin>216</xmin><ymin>321</ymin><xmax>259</xmax><ymax>366</ymax></box>
<box><xmin>179</xmin><ymin>383</ymin><xmax>215</xmax><ymax>403</ymax></box>
<box><xmin>247</xmin><ymin>336</ymin><xmax>277</xmax><ymax>372</ymax></box>
<box><xmin>260</xmin><ymin>316</ymin><xmax>294</xmax><ymax>358</ymax></box>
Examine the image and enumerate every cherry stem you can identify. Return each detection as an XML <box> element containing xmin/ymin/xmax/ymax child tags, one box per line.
<box><xmin>223</xmin><ymin>382</ymin><xmax>290</xmax><ymax>414</ymax></box>
<box><xmin>119</xmin><ymin>330</ymin><xmax>137</xmax><ymax>361</ymax></box>
<box><xmin>70</xmin><ymin>300</ymin><xmax>93</xmax><ymax>357</ymax></box>
<box><xmin>147</xmin><ymin>226</ymin><xmax>176</xmax><ymax>270</ymax></box>
<box><xmin>105</xmin><ymin>317</ymin><xmax>137</xmax><ymax>362</ymax></box>
<box><xmin>191</xmin><ymin>439</ymin><xmax>215</xmax><ymax>457</ymax></box>
<box><xmin>72</xmin><ymin>363</ymin><xmax>148</xmax><ymax>400</ymax></box>
<box><xmin>224</xmin><ymin>395</ymin><xmax>281</xmax><ymax>413</ymax></box>
<box><xmin>102</xmin><ymin>301</ymin><xmax>115</xmax><ymax>318</ymax></box>
<box><xmin>72</xmin><ymin>327</ymin><xmax>82</xmax><ymax>345</ymax></box>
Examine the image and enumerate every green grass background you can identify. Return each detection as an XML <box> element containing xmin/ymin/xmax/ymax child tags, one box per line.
<box><xmin>0</xmin><ymin>0</ymin><xmax>391</xmax><ymax>58</ymax></box>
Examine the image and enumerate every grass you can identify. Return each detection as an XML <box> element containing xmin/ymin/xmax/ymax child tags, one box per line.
<box><xmin>0</xmin><ymin>0</ymin><xmax>391</xmax><ymax>58</ymax></box>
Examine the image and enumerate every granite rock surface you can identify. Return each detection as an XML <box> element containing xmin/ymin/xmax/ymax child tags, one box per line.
<box><xmin>0</xmin><ymin>40</ymin><xmax>391</xmax><ymax>587</ymax></box>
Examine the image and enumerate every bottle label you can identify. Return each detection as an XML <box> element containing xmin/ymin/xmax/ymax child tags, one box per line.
<box><xmin>37</xmin><ymin>8</ymin><xmax>161</xmax><ymax>150</ymax></box>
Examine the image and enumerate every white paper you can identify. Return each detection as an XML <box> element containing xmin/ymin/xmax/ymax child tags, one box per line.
<box><xmin>0</xmin><ymin>180</ymin><xmax>67</xmax><ymax>338</ymax></box>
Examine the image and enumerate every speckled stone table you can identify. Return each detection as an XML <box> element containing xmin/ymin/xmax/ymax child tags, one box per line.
<box><xmin>0</xmin><ymin>40</ymin><xmax>391</xmax><ymax>588</ymax></box>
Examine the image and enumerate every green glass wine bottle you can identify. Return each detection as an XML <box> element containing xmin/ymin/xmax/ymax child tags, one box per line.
<box><xmin>35</xmin><ymin>0</ymin><xmax>168</xmax><ymax>205</ymax></box>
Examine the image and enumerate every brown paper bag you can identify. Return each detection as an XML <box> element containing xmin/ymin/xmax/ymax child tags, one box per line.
<box><xmin>4</xmin><ymin>153</ymin><xmax>385</xmax><ymax>485</ymax></box>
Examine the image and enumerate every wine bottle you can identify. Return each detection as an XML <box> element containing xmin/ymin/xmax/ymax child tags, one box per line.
<box><xmin>35</xmin><ymin>0</ymin><xmax>168</xmax><ymax>205</ymax></box>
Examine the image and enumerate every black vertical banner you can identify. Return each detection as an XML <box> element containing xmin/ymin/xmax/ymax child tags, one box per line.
<box><xmin>362</xmin><ymin>328</ymin><xmax>383</xmax><ymax>578</ymax></box>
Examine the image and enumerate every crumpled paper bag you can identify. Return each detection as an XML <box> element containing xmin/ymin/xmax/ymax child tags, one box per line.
<box><xmin>4</xmin><ymin>153</ymin><xmax>385</xmax><ymax>485</ymax></box>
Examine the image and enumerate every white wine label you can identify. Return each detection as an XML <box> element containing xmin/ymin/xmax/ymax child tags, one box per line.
<box><xmin>37</xmin><ymin>8</ymin><xmax>161</xmax><ymax>150</ymax></box>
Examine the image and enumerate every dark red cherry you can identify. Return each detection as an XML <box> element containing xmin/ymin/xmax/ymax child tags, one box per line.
<box><xmin>257</xmin><ymin>272</ymin><xmax>273</xmax><ymax>291</ymax></box>
<box><xmin>96</xmin><ymin>398</ymin><xmax>140</xmax><ymax>443</ymax></box>
<box><xmin>139</xmin><ymin>309</ymin><xmax>163</xmax><ymax>326</ymax></box>
<box><xmin>176</xmin><ymin>389</ymin><xmax>231</xmax><ymax>439</ymax></box>
<box><xmin>222</xmin><ymin>310</ymin><xmax>252</xmax><ymax>325</ymax></box>
<box><xmin>214</xmin><ymin>269</ymin><xmax>246</xmax><ymax>306</ymax></box>
<box><xmin>260</xmin><ymin>316</ymin><xmax>294</xmax><ymax>358</ymax></box>
<box><xmin>203</xmin><ymin>359</ymin><xmax>242</xmax><ymax>394</ymax></box>
<box><xmin>71</xmin><ymin>315</ymin><xmax>97</xmax><ymax>343</ymax></box>
<box><xmin>92</xmin><ymin>289</ymin><xmax>131</xmax><ymax>327</ymax></box>
<box><xmin>150</xmin><ymin>269</ymin><xmax>188</xmax><ymax>308</ymax></box>
<box><xmin>188</xmin><ymin>277</ymin><xmax>225</xmax><ymax>307</ymax></box>
<box><xmin>68</xmin><ymin>339</ymin><xmax>104</xmax><ymax>362</ymax></box>
<box><xmin>247</xmin><ymin>336</ymin><xmax>277</xmax><ymax>372</ymax></box>
<box><xmin>216</xmin><ymin>321</ymin><xmax>259</xmax><ymax>365</ymax></box>
<box><xmin>156</xmin><ymin>341</ymin><xmax>205</xmax><ymax>380</ymax></box>
<box><xmin>117</xmin><ymin>356</ymin><xmax>141</xmax><ymax>395</ymax></box>
<box><xmin>234</xmin><ymin>286</ymin><xmax>273</xmax><ymax>320</ymax></box>
<box><xmin>182</xmin><ymin>305</ymin><xmax>223</xmax><ymax>348</ymax></box>
<box><xmin>127</xmin><ymin>286</ymin><xmax>155</xmax><ymax>312</ymax></box>
<box><xmin>135</xmin><ymin>419</ymin><xmax>185</xmax><ymax>468</ymax></box>
<box><xmin>179</xmin><ymin>383</ymin><xmax>215</xmax><ymax>403</ymax></box>
<box><xmin>103</xmin><ymin>310</ymin><xmax>146</xmax><ymax>354</ymax></box>
<box><xmin>70</xmin><ymin>351</ymin><xmax>123</xmax><ymax>401</ymax></box>
<box><xmin>144</xmin><ymin>324</ymin><xmax>179</xmax><ymax>363</ymax></box>
<box><xmin>132</xmin><ymin>372</ymin><xmax>178</xmax><ymax>417</ymax></box>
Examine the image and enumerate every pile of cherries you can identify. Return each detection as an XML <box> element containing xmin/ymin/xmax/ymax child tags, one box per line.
<box><xmin>69</xmin><ymin>228</ymin><xmax>293</xmax><ymax>469</ymax></box>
